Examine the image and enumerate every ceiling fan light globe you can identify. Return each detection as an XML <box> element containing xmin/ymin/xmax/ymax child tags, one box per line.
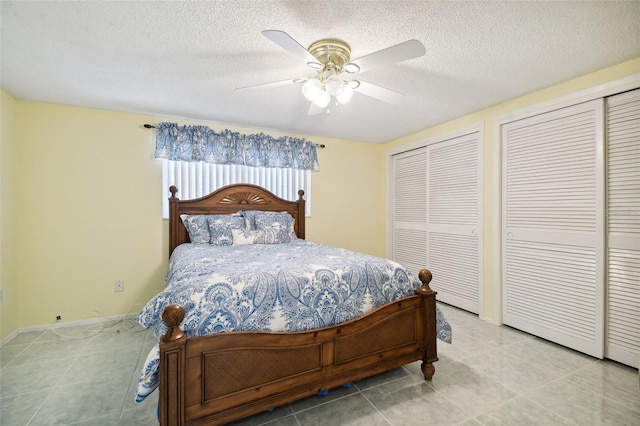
<box><xmin>325</xmin><ymin>75</ymin><xmax>345</xmax><ymax>96</ymax></box>
<box><xmin>313</xmin><ymin>90</ymin><xmax>330</xmax><ymax>108</ymax></box>
<box><xmin>302</xmin><ymin>78</ymin><xmax>323</xmax><ymax>101</ymax></box>
<box><xmin>336</xmin><ymin>84</ymin><xmax>354</xmax><ymax>104</ymax></box>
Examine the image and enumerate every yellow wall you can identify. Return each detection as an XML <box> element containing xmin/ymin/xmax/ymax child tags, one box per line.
<box><xmin>383</xmin><ymin>57</ymin><xmax>640</xmax><ymax>322</ymax></box>
<box><xmin>308</xmin><ymin>140</ymin><xmax>386</xmax><ymax>253</ymax></box>
<box><xmin>1</xmin><ymin>100</ymin><xmax>383</xmax><ymax>338</ymax></box>
<box><xmin>2</xmin><ymin>57</ymin><xmax>638</xmax><ymax>338</ymax></box>
<box><xmin>1</xmin><ymin>90</ymin><xmax>19</xmax><ymax>338</ymax></box>
<box><xmin>11</xmin><ymin>103</ymin><xmax>167</xmax><ymax>333</ymax></box>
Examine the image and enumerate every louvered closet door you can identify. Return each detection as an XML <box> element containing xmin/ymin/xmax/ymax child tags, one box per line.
<box><xmin>427</xmin><ymin>133</ymin><xmax>481</xmax><ymax>313</ymax></box>
<box><xmin>606</xmin><ymin>89</ymin><xmax>640</xmax><ymax>368</ymax></box>
<box><xmin>502</xmin><ymin>100</ymin><xmax>605</xmax><ymax>358</ymax></box>
<box><xmin>391</xmin><ymin>148</ymin><xmax>427</xmax><ymax>276</ymax></box>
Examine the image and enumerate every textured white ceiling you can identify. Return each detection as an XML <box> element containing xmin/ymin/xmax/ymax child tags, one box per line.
<box><xmin>1</xmin><ymin>1</ymin><xmax>638</xmax><ymax>143</ymax></box>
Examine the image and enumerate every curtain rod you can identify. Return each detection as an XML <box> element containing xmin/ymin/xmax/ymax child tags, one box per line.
<box><xmin>143</xmin><ymin>124</ymin><xmax>326</xmax><ymax>148</ymax></box>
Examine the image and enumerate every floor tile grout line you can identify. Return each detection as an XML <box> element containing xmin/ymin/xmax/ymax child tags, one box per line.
<box><xmin>3</xmin><ymin>327</ymin><xmax>147</xmax><ymax>374</ymax></box>
<box><xmin>522</xmin><ymin>394</ymin><xmax>581</xmax><ymax>425</ymax></box>
<box><xmin>513</xmin><ymin>360</ymin><xmax>631</xmax><ymax>424</ymax></box>
<box><xmin>466</xmin><ymin>344</ymin><xmax>565</xmax><ymax>393</ymax></box>
<box><xmin>556</xmin><ymin>365</ymin><xmax>640</xmax><ymax>414</ymax></box>
<box><xmin>434</xmin><ymin>344</ymin><xmax>545</xmax><ymax>422</ymax></box>
<box><xmin>462</xmin><ymin>359</ymin><xmax>528</xmax><ymax>398</ymax></box>
<box><xmin>598</xmin><ymin>391</ymin><xmax>640</xmax><ymax>415</ymax></box>
<box><xmin>284</xmin><ymin>412</ymin><xmax>302</xmax><ymax>426</ymax></box>
<box><xmin>518</xmin><ymin>354</ymin><xmax>602</xmax><ymax>397</ymax></box>
<box><xmin>437</xmin><ymin>377</ymin><xmax>523</xmax><ymax>422</ymax></box>
<box><xmin>401</xmin><ymin>363</ymin><xmax>497</xmax><ymax>423</ymax></box>
<box><xmin>358</xmin><ymin>386</ymin><xmax>393</xmax><ymax>425</ymax></box>
<box><xmin>25</xmin><ymin>352</ymin><xmax>78</xmax><ymax>426</ymax></box>
<box><xmin>288</xmin><ymin>388</ymin><xmax>363</xmax><ymax>415</ymax></box>
<box><xmin>119</xmin><ymin>330</ymin><xmax>156</xmax><ymax>416</ymax></box>
<box><xmin>285</xmin><ymin>377</ymin><xmax>408</xmax><ymax>421</ymax></box>
<box><xmin>2</xmin><ymin>337</ymin><xmax>40</xmax><ymax>369</ymax></box>
<box><xmin>64</xmin><ymin>412</ymin><xmax>119</xmax><ymax>426</ymax></box>
<box><xmin>0</xmin><ymin>347</ymin><xmax>27</xmax><ymax>370</ymax></box>
<box><xmin>458</xmin><ymin>414</ymin><xmax>487</xmax><ymax>426</ymax></box>
<box><xmin>16</xmin><ymin>325</ymin><xmax>150</xmax><ymax>425</ymax></box>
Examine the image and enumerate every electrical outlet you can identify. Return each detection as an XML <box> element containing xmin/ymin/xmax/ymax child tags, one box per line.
<box><xmin>114</xmin><ymin>279</ymin><xmax>124</xmax><ymax>292</ymax></box>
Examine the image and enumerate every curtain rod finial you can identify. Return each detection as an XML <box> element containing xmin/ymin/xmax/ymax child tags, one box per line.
<box><xmin>144</xmin><ymin>124</ymin><xmax>156</xmax><ymax>129</ymax></box>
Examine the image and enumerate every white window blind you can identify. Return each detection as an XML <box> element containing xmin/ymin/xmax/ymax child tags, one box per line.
<box><xmin>161</xmin><ymin>160</ymin><xmax>311</xmax><ymax>218</ymax></box>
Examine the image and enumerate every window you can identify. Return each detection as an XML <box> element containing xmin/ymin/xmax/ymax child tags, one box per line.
<box><xmin>161</xmin><ymin>159</ymin><xmax>311</xmax><ymax>219</ymax></box>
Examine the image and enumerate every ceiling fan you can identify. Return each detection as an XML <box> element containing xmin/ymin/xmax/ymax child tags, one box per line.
<box><xmin>236</xmin><ymin>30</ymin><xmax>426</xmax><ymax>114</ymax></box>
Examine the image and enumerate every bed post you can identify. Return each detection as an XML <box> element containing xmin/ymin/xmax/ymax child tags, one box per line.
<box><xmin>296</xmin><ymin>189</ymin><xmax>306</xmax><ymax>239</ymax></box>
<box><xmin>168</xmin><ymin>186</ymin><xmax>181</xmax><ymax>257</ymax></box>
<box><xmin>159</xmin><ymin>305</ymin><xmax>187</xmax><ymax>426</ymax></box>
<box><xmin>414</xmin><ymin>268</ymin><xmax>438</xmax><ymax>381</ymax></box>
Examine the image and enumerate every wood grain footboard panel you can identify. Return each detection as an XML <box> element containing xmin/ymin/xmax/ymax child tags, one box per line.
<box><xmin>202</xmin><ymin>344</ymin><xmax>323</xmax><ymax>401</ymax></box>
<box><xmin>160</xmin><ymin>290</ymin><xmax>435</xmax><ymax>426</ymax></box>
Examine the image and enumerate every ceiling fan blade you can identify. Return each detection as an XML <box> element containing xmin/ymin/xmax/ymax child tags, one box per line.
<box><xmin>347</xmin><ymin>39</ymin><xmax>426</xmax><ymax>74</ymax></box>
<box><xmin>235</xmin><ymin>78</ymin><xmax>300</xmax><ymax>91</ymax></box>
<box><xmin>262</xmin><ymin>30</ymin><xmax>322</xmax><ymax>68</ymax></box>
<box><xmin>354</xmin><ymin>80</ymin><xmax>405</xmax><ymax>104</ymax></box>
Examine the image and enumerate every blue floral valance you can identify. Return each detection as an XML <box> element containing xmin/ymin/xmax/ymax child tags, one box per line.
<box><xmin>154</xmin><ymin>122</ymin><xmax>319</xmax><ymax>171</ymax></box>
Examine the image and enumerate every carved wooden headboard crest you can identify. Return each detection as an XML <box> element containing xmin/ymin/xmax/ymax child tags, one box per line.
<box><xmin>218</xmin><ymin>191</ymin><xmax>269</xmax><ymax>205</ymax></box>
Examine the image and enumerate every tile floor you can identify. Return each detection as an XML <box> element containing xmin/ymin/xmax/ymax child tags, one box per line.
<box><xmin>1</xmin><ymin>303</ymin><xmax>639</xmax><ymax>425</ymax></box>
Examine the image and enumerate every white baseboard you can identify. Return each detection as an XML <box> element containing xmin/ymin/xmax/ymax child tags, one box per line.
<box><xmin>1</xmin><ymin>313</ymin><xmax>139</xmax><ymax>347</ymax></box>
<box><xmin>479</xmin><ymin>314</ymin><xmax>503</xmax><ymax>326</ymax></box>
<box><xmin>1</xmin><ymin>329</ymin><xmax>20</xmax><ymax>346</ymax></box>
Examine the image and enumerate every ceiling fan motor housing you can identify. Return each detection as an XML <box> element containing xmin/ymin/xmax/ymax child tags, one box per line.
<box><xmin>307</xmin><ymin>38</ymin><xmax>351</xmax><ymax>71</ymax></box>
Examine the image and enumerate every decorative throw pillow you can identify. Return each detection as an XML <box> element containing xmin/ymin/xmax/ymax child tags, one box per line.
<box><xmin>255</xmin><ymin>226</ymin><xmax>287</xmax><ymax>244</ymax></box>
<box><xmin>242</xmin><ymin>210</ymin><xmax>296</xmax><ymax>241</ymax></box>
<box><xmin>207</xmin><ymin>214</ymin><xmax>246</xmax><ymax>246</ymax></box>
<box><xmin>231</xmin><ymin>228</ymin><xmax>257</xmax><ymax>246</ymax></box>
<box><xmin>180</xmin><ymin>214</ymin><xmax>210</xmax><ymax>244</ymax></box>
<box><xmin>241</xmin><ymin>210</ymin><xmax>260</xmax><ymax>230</ymax></box>
<box><xmin>231</xmin><ymin>227</ymin><xmax>290</xmax><ymax>245</ymax></box>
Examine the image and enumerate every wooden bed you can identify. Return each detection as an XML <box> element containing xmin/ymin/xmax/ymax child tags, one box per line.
<box><xmin>158</xmin><ymin>183</ymin><xmax>439</xmax><ymax>426</ymax></box>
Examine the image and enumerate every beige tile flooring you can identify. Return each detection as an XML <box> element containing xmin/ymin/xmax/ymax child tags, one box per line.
<box><xmin>1</xmin><ymin>303</ymin><xmax>638</xmax><ymax>425</ymax></box>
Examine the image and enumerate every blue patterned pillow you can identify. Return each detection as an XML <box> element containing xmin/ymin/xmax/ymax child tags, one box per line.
<box><xmin>242</xmin><ymin>211</ymin><xmax>296</xmax><ymax>241</ymax></box>
<box><xmin>256</xmin><ymin>226</ymin><xmax>292</xmax><ymax>244</ymax></box>
<box><xmin>180</xmin><ymin>215</ymin><xmax>210</xmax><ymax>244</ymax></box>
<box><xmin>207</xmin><ymin>214</ymin><xmax>246</xmax><ymax>246</ymax></box>
<box><xmin>231</xmin><ymin>228</ymin><xmax>291</xmax><ymax>245</ymax></box>
<box><xmin>241</xmin><ymin>210</ymin><xmax>260</xmax><ymax>230</ymax></box>
<box><xmin>231</xmin><ymin>229</ymin><xmax>257</xmax><ymax>245</ymax></box>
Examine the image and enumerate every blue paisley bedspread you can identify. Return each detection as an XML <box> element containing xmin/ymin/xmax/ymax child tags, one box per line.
<box><xmin>135</xmin><ymin>239</ymin><xmax>452</xmax><ymax>403</ymax></box>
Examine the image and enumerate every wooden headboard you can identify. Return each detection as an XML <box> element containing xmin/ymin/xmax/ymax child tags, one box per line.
<box><xmin>168</xmin><ymin>183</ymin><xmax>306</xmax><ymax>257</ymax></box>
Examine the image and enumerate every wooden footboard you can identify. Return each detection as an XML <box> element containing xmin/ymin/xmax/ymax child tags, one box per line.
<box><xmin>158</xmin><ymin>269</ymin><xmax>438</xmax><ymax>426</ymax></box>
